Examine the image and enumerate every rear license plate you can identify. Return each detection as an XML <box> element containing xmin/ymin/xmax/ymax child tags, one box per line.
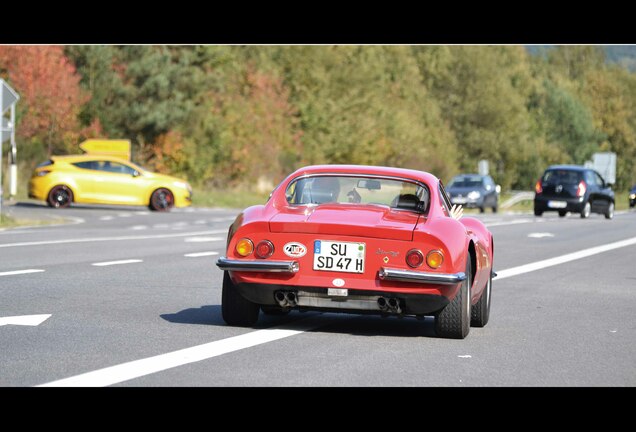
<box><xmin>313</xmin><ymin>240</ymin><xmax>365</xmax><ymax>273</ymax></box>
<box><xmin>548</xmin><ymin>200</ymin><xmax>567</xmax><ymax>209</ymax></box>
<box><xmin>452</xmin><ymin>197</ymin><xmax>467</xmax><ymax>204</ymax></box>
<box><xmin>328</xmin><ymin>288</ymin><xmax>348</xmax><ymax>296</ymax></box>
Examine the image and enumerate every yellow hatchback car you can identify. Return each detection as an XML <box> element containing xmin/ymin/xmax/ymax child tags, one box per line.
<box><xmin>29</xmin><ymin>154</ymin><xmax>192</xmax><ymax>211</ymax></box>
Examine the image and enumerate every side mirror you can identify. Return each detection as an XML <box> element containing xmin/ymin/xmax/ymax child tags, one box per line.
<box><xmin>132</xmin><ymin>170</ymin><xmax>140</xmax><ymax>177</ymax></box>
<box><xmin>495</xmin><ymin>185</ymin><xmax>501</xmax><ymax>194</ymax></box>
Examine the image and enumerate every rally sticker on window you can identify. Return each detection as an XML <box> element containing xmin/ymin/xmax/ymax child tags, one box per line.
<box><xmin>283</xmin><ymin>242</ymin><xmax>307</xmax><ymax>258</ymax></box>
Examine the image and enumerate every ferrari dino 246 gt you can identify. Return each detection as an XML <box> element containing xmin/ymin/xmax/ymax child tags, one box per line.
<box><xmin>216</xmin><ymin>165</ymin><xmax>495</xmax><ymax>339</ymax></box>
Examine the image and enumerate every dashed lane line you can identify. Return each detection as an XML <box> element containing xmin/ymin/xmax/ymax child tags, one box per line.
<box><xmin>184</xmin><ymin>251</ymin><xmax>219</xmax><ymax>258</ymax></box>
<box><xmin>92</xmin><ymin>260</ymin><xmax>143</xmax><ymax>267</ymax></box>
<box><xmin>0</xmin><ymin>230</ymin><xmax>227</xmax><ymax>249</ymax></box>
<box><xmin>0</xmin><ymin>269</ymin><xmax>45</xmax><ymax>277</ymax></box>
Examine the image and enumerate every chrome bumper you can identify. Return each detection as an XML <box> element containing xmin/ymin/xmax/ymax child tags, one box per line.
<box><xmin>378</xmin><ymin>267</ymin><xmax>466</xmax><ymax>285</ymax></box>
<box><xmin>216</xmin><ymin>256</ymin><xmax>299</xmax><ymax>273</ymax></box>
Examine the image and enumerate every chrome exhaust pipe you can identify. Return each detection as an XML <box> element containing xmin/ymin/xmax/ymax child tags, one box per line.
<box><xmin>388</xmin><ymin>298</ymin><xmax>402</xmax><ymax>314</ymax></box>
<box><xmin>275</xmin><ymin>291</ymin><xmax>288</xmax><ymax>307</ymax></box>
<box><xmin>285</xmin><ymin>291</ymin><xmax>298</xmax><ymax>307</ymax></box>
<box><xmin>377</xmin><ymin>297</ymin><xmax>388</xmax><ymax>311</ymax></box>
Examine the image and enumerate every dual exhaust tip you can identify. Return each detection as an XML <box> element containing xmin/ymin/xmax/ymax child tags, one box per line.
<box><xmin>275</xmin><ymin>290</ymin><xmax>297</xmax><ymax>307</ymax></box>
<box><xmin>377</xmin><ymin>297</ymin><xmax>402</xmax><ymax>314</ymax></box>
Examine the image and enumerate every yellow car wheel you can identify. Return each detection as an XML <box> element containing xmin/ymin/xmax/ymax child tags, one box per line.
<box><xmin>149</xmin><ymin>188</ymin><xmax>174</xmax><ymax>212</ymax></box>
<box><xmin>47</xmin><ymin>185</ymin><xmax>73</xmax><ymax>209</ymax></box>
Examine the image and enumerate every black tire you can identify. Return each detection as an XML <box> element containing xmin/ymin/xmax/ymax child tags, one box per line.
<box><xmin>47</xmin><ymin>185</ymin><xmax>73</xmax><ymax>208</ymax></box>
<box><xmin>261</xmin><ymin>305</ymin><xmax>291</xmax><ymax>316</ymax></box>
<box><xmin>534</xmin><ymin>208</ymin><xmax>543</xmax><ymax>217</ymax></box>
<box><xmin>471</xmin><ymin>270</ymin><xmax>491</xmax><ymax>327</ymax></box>
<box><xmin>605</xmin><ymin>202</ymin><xmax>614</xmax><ymax>220</ymax></box>
<box><xmin>221</xmin><ymin>271</ymin><xmax>260</xmax><ymax>327</ymax></box>
<box><xmin>149</xmin><ymin>188</ymin><xmax>175</xmax><ymax>211</ymax></box>
<box><xmin>580</xmin><ymin>201</ymin><xmax>591</xmax><ymax>219</ymax></box>
<box><xmin>492</xmin><ymin>205</ymin><xmax>498</xmax><ymax>213</ymax></box>
<box><xmin>558</xmin><ymin>210</ymin><xmax>567</xmax><ymax>218</ymax></box>
<box><xmin>479</xmin><ymin>207</ymin><xmax>485</xmax><ymax>213</ymax></box>
<box><xmin>435</xmin><ymin>259</ymin><xmax>471</xmax><ymax>339</ymax></box>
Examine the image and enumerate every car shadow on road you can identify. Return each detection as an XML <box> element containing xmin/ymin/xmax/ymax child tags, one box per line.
<box><xmin>161</xmin><ymin>305</ymin><xmax>226</xmax><ymax>326</ymax></box>
<box><xmin>307</xmin><ymin>314</ymin><xmax>438</xmax><ymax>338</ymax></box>
<box><xmin>161</xmin><ymin>306</ymin><xmax>439</xmax><ymax>338</ymax></box>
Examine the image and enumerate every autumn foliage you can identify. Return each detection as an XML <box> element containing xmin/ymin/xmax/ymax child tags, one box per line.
<box><xmin>0</xmin><ymin>45</ymin><xmax>98</xmax><ymax>156</ymax></box>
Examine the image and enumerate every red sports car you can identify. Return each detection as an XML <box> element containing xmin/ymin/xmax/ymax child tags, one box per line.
<box><xmin>216</xmin><ymin>165</ymin><xmax>494</xmax><ymax>339</ymax></box>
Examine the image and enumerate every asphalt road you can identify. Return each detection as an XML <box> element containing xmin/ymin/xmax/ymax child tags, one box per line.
<box><xmin>1</xmin><ymin>201</ymin><xmax>635</xmax><ymax>387</ymax></box>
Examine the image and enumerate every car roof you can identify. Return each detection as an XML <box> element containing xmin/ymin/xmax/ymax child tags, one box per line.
<box><xmin>451</xmin><ymin>173</ymin><xmax>489</xmax><ymax>179</ymax></box>
<box><xmin>289</xmin><ymin>164</ymin><xmax>440</xmax><ymax>185</ymax></box>
<box><xmin>545</xmin><ymin>164</ymin><xmax>587</xmax><ymax>172</ymax></box>
<box><xmin>51</xmin><ymin>154</ymin><xmax>132</xmax><ymax>163</ymax></box>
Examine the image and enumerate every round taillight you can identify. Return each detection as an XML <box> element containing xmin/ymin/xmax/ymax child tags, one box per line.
<box><xmin>235</xmin><ymin>238</ymin><xmax>254</xmax><ymax>257</ymax></box>
<box><xmin>255</xmin><ymin>240</ymin><xmax>274</xmax><ymax>258</ymax></box>
<box><xmin>426</xmin><ymin>250</ymin><xmax>444</xmax><ymax>269</ymax></box>
<box><xmin>406</xmin><ymin>249</ymin><xmax>424</xmax><ymax>268</ymax></box>
<box><xmin>535</xmin><ymin>180</ymin><xmax>542</xmax><ymax>194</ymax></box>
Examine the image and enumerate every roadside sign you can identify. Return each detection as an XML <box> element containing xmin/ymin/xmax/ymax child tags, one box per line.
<box><xmin>1</xmin><ymin>79</ymin><xmax>19</xmax><ymax>113</ymax></box>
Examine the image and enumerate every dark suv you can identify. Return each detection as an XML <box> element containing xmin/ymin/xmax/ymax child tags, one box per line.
<box><xmin>534</xmin><ymin>165</ymin><xmax>614</xmax><ymax>219</ymax></box>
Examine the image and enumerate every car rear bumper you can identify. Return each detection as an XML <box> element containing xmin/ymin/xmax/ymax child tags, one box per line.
<box><xmin>378</xmin><ymin>267</ymin><xmax>466</xmax><ymax>285</ymax></box>
<box><xmin>534</xmin><ymin>195</ymin><xmax>585</xmax><ymax>213</ymax></box>
<box><xmin>217</xmin><ymin>256</ymin><xmax>299</xmax><ymax>273</ymax></box>
<box><xmin>235</xmin><ymin>283</ymin><xmax>451</xmax><ymax>316</ymax></box>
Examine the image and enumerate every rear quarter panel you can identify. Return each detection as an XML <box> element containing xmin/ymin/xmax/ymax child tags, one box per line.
<box><xmin>459</xmin><ymin>216</ymin><xmax>493</xmax><ymax>303</ymax></box>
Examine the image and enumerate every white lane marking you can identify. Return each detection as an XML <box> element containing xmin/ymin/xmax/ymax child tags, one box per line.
<box><xmin>131</xmin><ymin>225</ymin><xmax>148</xmax><ymax>230</ymax></box>
<box><xmin>0</xmin><ymin>314</ymin><xmax>51</xmax><ymax>327</ymax></box>
<box><xmin>194</xmin><ymin>220</ymin><xmax>207</xmax><ymax>225</ymax></box>
<box><xmin>496</xmin><ymin>236</ymin><xmax>636</xmax><ymax>280</ymax></box>
<box><xmin>92</xmin><ymin>259</ymin><xmax>143</xmax><ymax>267</ymax></box>
<box><xmin>527</xmin><ymin>232</ymin><xmax>554</xmax><ymax>238</ymax></box>
<box><xmin>118</xmin><ymin>213</ymin><xmax>132</xmax><ymax>218</ymax></box>
<box><xmin>0</xmin><ymin>230</ymin><xmax>227</xmax><ymax>249</ymax></box>
<box><xmin>210</xmin><ymin>217</ymin><xmax>237</xmax><ymax>222</ymax></box>
<box><xmin>99</xmin><ymin>216</ymin><xmax>114</xmax><ymax>221</ymax></box>
<box><xmin>457</xmin><ymin>355</ymin><xmax>472</xmax><ymax>358</ymax></box>
<box><xmin>37</xmin><ymin>317</ymin><xmax>326</xmax><ymax>387</ymax></box>
<box><xmin>485</xmin><ymin>218</ymin><xmax>537</xmax><ymax>228</ymax></box>
<box><xmin>184</xmin><ymin>251</ymin><xmax>219</xmax><ymax>258</ymax></box>
<box><xmin>153</xmin><ymin>224</ymin><xmax>169</xmax><ymax>229</ymax></box>
<box><xmin>184</xmin><ymin>237</ymin><xmax>224</xmax><ymax>243</ymax></box>
<box><xmin>135</xmin><ymin>211</ymin><xmax>150</xmax><ymax>216</ymax></box>
<box><xmin>0</xmin><ymin>269</ymin><xmax>45</xmax><ymax>277</ymax></box>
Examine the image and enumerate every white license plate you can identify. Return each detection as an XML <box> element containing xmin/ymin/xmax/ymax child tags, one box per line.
<box><xmin>452</xmin><ymin>197</ymin><xmax>467</xmax><ymax>204</ymax></box>
<box><xmin>328</xmin><ymin>288</ymin><xmax>348</xmax><ymax>296</ymax></box>
<box><xmin>548</xmin><ymin>200</ymin><xmax>567</xmax><ymax>209</ymax></box>
<box><xmin>313</xmin><ymin>240</ymin><xmax>365</xmax><ymax>273</ymax></box>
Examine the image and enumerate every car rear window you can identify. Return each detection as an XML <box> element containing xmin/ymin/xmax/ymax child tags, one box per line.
<box><xmin>448</xmin><ymin>176</ymin><xmax>484</xmax><ymax>188</ymax></box>
<box><xmin>286</xmin><ymin>175</ymin><xmax>430</xmax><ymax>212</ymax></box>
<box><xmin>542</xmin><ymin>170</ymin><xmax>582</xmax><ymax>185</ymax></box>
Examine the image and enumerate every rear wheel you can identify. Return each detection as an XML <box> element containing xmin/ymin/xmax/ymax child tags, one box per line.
<box><xmin>435</xmin><ymin>259</ymin><xmax>471</xmax><ymax>339</ymax></box>
<box><xmin>534</xmin><ymin>208</ymin><xmax>543</xmax><ymax>217</ymax></box>
<box><xmin>47</xmin><ymin>185</ymin><xmax>73</xmax><ymax>208</ymax></box>
<box><xmin>558</xmin><ymin>210</ymin><xmax>567</xmax><ymax>217</ymax></box>
<box><xmin>149</xmin><ymin>188</ymin><xmax>174</xmax><ymax>211</ymax></box>
<box><xmin>471</xmin><ymin>270</ymin><xmax>491</xmax><ymax>327</ymax></box>
<box><xmin>605</xmin><ymin>202</ymin><xmax>614</xmax><ymax>220</ymax></box>
<box><xmin>580</xmin><ymin>201</ymin><xmax>591</xmax><ymax>219</ymax></box>
<box><xmin>492</xmin><ymin>205</ymin><xmax>498</xmax><ymax>213</ymax></box>
<box><xmin>221</xmin><ymin>271</ymin><xmax>260</xmax><ymax>327</ymax></box>
<box><xmin>479</xmin><ymin>207</ymin><xmax>485</xmax><ymax>213</ymax></box>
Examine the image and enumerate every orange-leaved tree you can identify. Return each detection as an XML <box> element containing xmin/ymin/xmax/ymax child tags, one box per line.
<box><xmin>0</xmin><ymin>45</ymin><xmax>98</xmax><ymax>159</ymax></box>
